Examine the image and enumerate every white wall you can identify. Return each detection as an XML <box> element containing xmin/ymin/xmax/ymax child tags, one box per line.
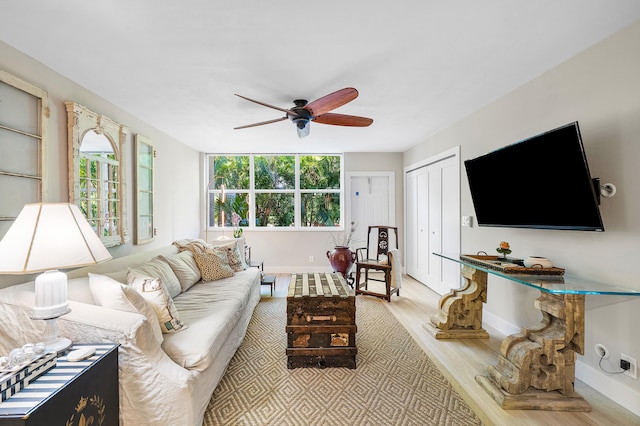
<box><xmin>404</xmin><ymin>21</ymin><xmax>640</xmax><ymax>411</ymax></box>
<box><xmin>0</xmin><ymin>41</ymin><xmax>201</xmax><ymax>288</ymax></box>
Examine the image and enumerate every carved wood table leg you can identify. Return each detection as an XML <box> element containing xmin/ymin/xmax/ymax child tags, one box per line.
<box><xmin>423</xmin><ymin>265</ymin><xmax>490</xmax><ymax>339</ymax></box>
<box><xmin>475</xmin><ymin>292</ymin><xmax>591</xmax><ymax>411</ymax></box>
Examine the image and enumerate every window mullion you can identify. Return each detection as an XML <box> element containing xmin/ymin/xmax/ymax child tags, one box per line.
<box><xmin>294</xmin><ymin>154</ymin><xmax>300</xmax><ymax>228</ymax></box>
<box><xmin>249</xmin><ymin>155</ymin><xmax>255</xmax><ymax>229</ymax></box>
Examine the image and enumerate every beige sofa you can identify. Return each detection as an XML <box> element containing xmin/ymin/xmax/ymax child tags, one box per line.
<box><xmin>0</xmin><ymin>240</ymin><xmax>261</xmax><ymax>426</ymax></box>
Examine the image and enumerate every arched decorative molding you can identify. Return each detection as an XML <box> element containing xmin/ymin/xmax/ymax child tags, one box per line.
<box><xmin>65</xmin><ymin>101</ymin><xmax>129</xmax><ymax>247</ymax></box>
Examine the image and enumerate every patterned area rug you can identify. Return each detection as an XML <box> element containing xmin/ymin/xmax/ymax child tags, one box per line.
<box><xmin>203</xmin><ymin>296</ymin><xmax>482</xmax><ymax>426</ymax></box>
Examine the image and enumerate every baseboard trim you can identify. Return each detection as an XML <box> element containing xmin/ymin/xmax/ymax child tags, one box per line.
<box><xmin>575</xmin><ymin>359</ymin><xmax>640</xmax><ymax>417</ymax></box>
<box><xmin>482</xmin><ymin>310</ymin><xmax>520</xmax><ymax>336</ymax></box>
<box><xmin>264</xmin><ymin>266</ymin><xmax>333</xmax><ymax>274</ymax></box>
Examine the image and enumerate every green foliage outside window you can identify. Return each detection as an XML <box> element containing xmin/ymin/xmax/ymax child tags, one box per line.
<box><xmin>208</xmin><ymin>156</ymin><xmax>250</xmax><ymax>227</ymax></box>
<box><xmin>300</xmin><ymin>155</ymin><xmax>340</xmax><ymax>189</ymax></box>
<box><xmin>207</xmin><ymin>154</ymin><xmax>342</xmax><ymax>229</ymax></box>
<box><xmin>254</xmin><ymin>155</ymin><xmax>295</xmax><ymax>189</ymax></box>
<box><xmin>301</xmin><ymin>193</ymin><xmax>340</xmax><ymax>226</ymax></box>
<box><xmin>208</xmin><ymin>155</ymin><xmax>250</xmax><ymax>189</ymax></box>
<box><xmin>255</xmin><ymin>193</ymin><xmax>295</xmax><ymax>226</ymax></box>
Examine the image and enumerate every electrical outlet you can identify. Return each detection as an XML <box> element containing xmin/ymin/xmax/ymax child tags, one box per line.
<box><xmin>621</xmin><ymin>353</ymin><xmax>637</xmax><ymax>379</ymax></box>
<box><xmin>595</xmin><ymin>343</ymin><xmax>609</xmax><ymax>359</ymax></box>
<box><xmin>309</xmin><ymin>255</ymin><xmax>314</xmax><ymax>263</ymax></box>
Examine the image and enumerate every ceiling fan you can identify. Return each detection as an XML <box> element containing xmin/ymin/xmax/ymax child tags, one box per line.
<box><xmin>234</xmin><ymin>87</ymin><xmax>373</xmax><ymax>138</ymax></box>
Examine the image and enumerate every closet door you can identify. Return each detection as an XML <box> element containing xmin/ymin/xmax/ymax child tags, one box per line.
<box><xmin>406</xmin><ymin>167</ymin><xmax>429</xmax><ymax>283</ymax></box>
<box><xmin>405</xmin><ymin>149</ymin><xmax>460</xmax><ymax>295</ymax></box>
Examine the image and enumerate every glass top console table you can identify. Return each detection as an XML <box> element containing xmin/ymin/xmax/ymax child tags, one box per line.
<box><xmin>424</xmin><ymin>252</ymin><xmax>640</xmax><ymax>412</ymax></box>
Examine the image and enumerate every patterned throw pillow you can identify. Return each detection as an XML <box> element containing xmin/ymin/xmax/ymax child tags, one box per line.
<box><xmin>126</xmin><ymin>272</ymin><xmax>187</xmax><ymax>333</ymax></box>
<box><xmin>88</xmin><ymin>273</ymin><xmax>164</xmax><ymax>345</ymax></box>
<box><xmin>129</xmin><ymin>258</ymin><xmax>182</xmax><ymax>299</ymax></box>
<box><xmin>193</xmin><ymin>251</ymin><xmax>235</xmax><ymax>281</ymax></box>
<box><xmin>210</xmin><ymin>241</ymin><xmax>245</xmax><ymax>272</ymax></box>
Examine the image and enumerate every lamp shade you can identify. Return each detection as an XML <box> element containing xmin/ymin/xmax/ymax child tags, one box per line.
<box><xmin>0</xmin><ymin>203</ymin><xmax>112</xmax><ymax>274</ymax></box>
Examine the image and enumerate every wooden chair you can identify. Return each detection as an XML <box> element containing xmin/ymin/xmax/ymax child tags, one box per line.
<box><xmin>354</xmin><ymin>226</ymin><xmax>400</xmax><ymax>302</ymax></box>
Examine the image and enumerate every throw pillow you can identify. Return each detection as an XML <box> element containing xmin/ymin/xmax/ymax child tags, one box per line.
<box><xmin>88</xmin><ymin>273</ymin><xmax>163</xmax><ymax>344</ymax></box>
<box><xmin>126</xmin><ymin>271</ymin><xmax>187</xmax><ymax>333</ymax></box>
<box><xmin>234</xmin><ymin>238</ymin><xmax>250</xmax><ymax>269</ymax></box>
<box><xmin>193</xmin><ymin>251</ymin><xmax>234</xmax><ymax>281</ymax></box>
<box><xmin>210</xmin><ymin>241</ymin><xmax>245</xmax><ymax>272</ymax></box>
<box><xmin>159</xmin><ymin>251</ymin><xmax>201</xmax><ymax>292</ymax></box>
<box><xmin>172</xmin><ymin>238</ymin><xmax>210</xmax><ymax>254</ymax></box>
<box><xmin>129</xmin><ymin>258</ymin><xmax>182</xmax><ymax>298</ymax></box>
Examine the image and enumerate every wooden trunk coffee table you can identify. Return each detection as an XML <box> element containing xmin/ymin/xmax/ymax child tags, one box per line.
<box><xmin>286</xmin><ymin>272</ymin><xmax>357</xmax><ymax>369</ymax></box>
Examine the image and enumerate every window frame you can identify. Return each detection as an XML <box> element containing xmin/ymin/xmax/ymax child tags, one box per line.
<box><xmin>205</xmin><ymin>153</ymin><xmax>344</xmax><ymax>231</ymax></box>
<box><xmin>0</xmin><ymin>70</ymin><xmax>49</xmax><ymax>240</ymax></box>
<box><xmin>134</xmin><ymin>134</ymin><xmax>155</xmax><ymax>245</ymax></box>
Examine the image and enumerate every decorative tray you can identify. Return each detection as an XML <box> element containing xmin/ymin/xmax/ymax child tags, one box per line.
<box><xmin>1</xmin><ymin>352</ymin><xmax>57</xmax><ymax>402</ymax></box>
<box><xmin>460</xmin><ymin>254</ymin><xmax>565</xmax><ymax>276</ymax></box>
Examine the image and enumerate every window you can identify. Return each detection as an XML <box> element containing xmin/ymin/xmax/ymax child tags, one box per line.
<box><xmin>206</xmin><ymin>154</ymin><xmax>343</xmax><ymax>230</ymax></box>
<box><xmin>0</xmin><ymin>70</ymin><xmax>48</xmax><ymax>240</ymax></box>
<box><xmin>254</xmin><ymin>155</ymin><xmax>295</xmax><ymax>227</ymax></box>
<box><xmin>300</xmin><ymin>155</ymin><xmax>341</xmax><ymax>226</ymax></box>
<box><xmin>207</xmin><ymin>155</ymin><xmax>250</xmax><ymax>227</ymax></box>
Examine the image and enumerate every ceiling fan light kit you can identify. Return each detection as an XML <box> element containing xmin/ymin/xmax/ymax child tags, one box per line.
<box><xmin>234</xmin><ymin>87</ymin><xmax>373</xmax><ymax>138</ymax></box>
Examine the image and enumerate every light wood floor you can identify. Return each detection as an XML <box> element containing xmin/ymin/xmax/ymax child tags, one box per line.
<box><xmin>264</xmin><ymin>273</ymin><xmax>639</xmax><ymax>426</ymax></box>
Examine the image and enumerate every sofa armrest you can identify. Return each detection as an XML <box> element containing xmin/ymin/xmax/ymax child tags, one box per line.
<box><xmin>0</xmin><ymin>291</ymin><xmax>191</xmax><ymax>386</ymax></box>
<box><xmin>0</xmin><ymin>291</ymin><xmax>198</xmax><ymax>424</ymax></box>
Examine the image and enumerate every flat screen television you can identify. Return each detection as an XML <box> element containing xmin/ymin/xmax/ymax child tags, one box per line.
<box><xmin>464</xmin><ymin>122</ymin><xmax>604</xmax><ymax>231</ymax></box>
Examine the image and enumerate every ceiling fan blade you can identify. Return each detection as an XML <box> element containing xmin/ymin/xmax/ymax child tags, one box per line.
<box><xmin>305</xmin><ymin>87</ymin><xmax>359</xmax><ymax>117</ymax></box>
<box><xmin>235</xmin><ymin>94</ymin><xmax>295</xmax><ymax>115</ymax></box>
<box><xmin>234</xmin><ymin>116</ymin><xmax>288</xmax><ymax>130</ymax></box>
<box><xmin>313</xmin><ymin>113</ymin><xmax>373</xmax><ymax>127</ymax></box>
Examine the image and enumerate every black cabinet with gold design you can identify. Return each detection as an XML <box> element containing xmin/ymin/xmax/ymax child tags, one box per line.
<box><xmin>0</xmin><ymin>344</ymin><xmax>119</xmax><ymax>425</ymax></box>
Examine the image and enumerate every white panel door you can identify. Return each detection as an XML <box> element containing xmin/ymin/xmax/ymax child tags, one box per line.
<box><xmin>405</xmin><ymin>149</ymin><xmax>460</xmax><ymax>295</ymax></box>
<box><xmin>349</xmin><ymin>175</ymin><xmax>390</xmax><ymax>250</ymax></box>
<box><xmin>406</xmin><ymin>167</ymin><xmax>429</xmax><ymax>283</ymax></box>
<box><xmin>427</xmin><ymin>166</ymin><xmax>443</xmax><ymax>286</ymax></box>
<box><xmin>441</xmin><ymin>158</ymin><xmax>461</xmax><ymax>293</ymax></box>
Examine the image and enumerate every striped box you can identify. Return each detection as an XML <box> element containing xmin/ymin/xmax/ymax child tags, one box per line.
<box><xmin>0</xmin><ymin>353</ymin><xmax>57</xmax><ymax>402</ymax></box>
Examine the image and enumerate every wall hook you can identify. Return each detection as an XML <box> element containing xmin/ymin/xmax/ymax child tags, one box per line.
<box><xmin>600</xmin><ymin>183</ymin><xmax>616</xmax><ymax>198</ymax></box>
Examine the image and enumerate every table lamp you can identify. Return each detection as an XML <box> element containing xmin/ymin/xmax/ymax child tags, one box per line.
<box><xmin>0</xmin><ymin>203</ymin><xmax>112</xmax><ymax>353</ymax></box>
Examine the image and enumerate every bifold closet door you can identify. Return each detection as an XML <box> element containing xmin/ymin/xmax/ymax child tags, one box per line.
<box><xmin>405</xmin><ymin>153</ymin><xmax>460</xmax><ymax>295</ymax></box>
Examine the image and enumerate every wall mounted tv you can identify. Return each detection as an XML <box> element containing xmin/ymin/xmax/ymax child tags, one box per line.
<box><xmin>464</xmin><ymin>122</ymin><xmax>604</xmax><ymax>231</ymax></box>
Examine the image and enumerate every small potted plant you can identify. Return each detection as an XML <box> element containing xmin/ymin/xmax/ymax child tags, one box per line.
<box><xmin>496</xmin><ymin>241</ymin><xmax>511</xmax><ymax>260</ymax></box>
<box><xmin>231</xmin><ymin>212</ymin><xmax>243</xmax><ymax>238</ymax></box>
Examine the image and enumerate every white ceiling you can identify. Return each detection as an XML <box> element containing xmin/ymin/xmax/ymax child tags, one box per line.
<box><xmin>1</xmin><ymin>1</ymin><xmax>639</xmax><ymax>153</ymax></box>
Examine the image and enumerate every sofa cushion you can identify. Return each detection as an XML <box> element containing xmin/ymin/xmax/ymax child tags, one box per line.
<box><xmin>163</xmin><ymin>268</ymin><xmax>259</xmax><ymax>370</ymax></box>
<box><xmin>158</xmin><ymin>251</ymin><xmax>201</xmax><ymax>292</ymax></box>
<box><xmin>129</xmin><ymin>258</ymin><xmax>182</xmax><ymax>298</ymax></box>
<box><xmin>127</xmin><ymin>272</ymin><xmax>187</xmax><ymax>333</ymax></box>
<box><xmin>88</xmin><ymin>273</ymin><xmax>164</xmax><ymax>344</ymax></box>
<box><xmin>193</xmin><ymin>251</ymin><xmax>234</xmax><ymax>281</ymax></box>
<box><xmin>210</xmin><ymin>241</ymin><xmax>245</xmax><ymax>272</ymax></box>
